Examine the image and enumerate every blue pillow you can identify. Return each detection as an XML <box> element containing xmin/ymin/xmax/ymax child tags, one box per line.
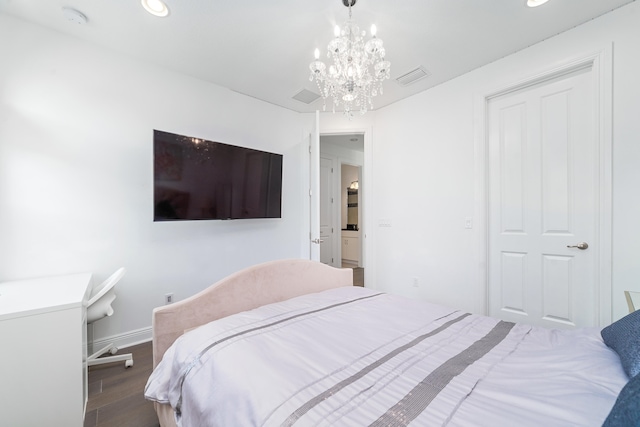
<box><xmin>602</xmin><ymin>373</ymin><xmax>640</xmax><ymax>427</ymax></box>
<box><xmin>601</xmin><ymin>309</ymin><xmax>640</xmax><ymax>378</ymax></box>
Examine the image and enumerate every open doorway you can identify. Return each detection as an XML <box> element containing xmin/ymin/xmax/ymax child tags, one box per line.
<box><xmin>320</xmin><ymin>133</ymin><xmax>365</xmax><ymax>287</ymax></box>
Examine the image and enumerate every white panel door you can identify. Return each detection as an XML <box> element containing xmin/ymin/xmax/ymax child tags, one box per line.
<box><xmin>319</xmin><ymin>157</ymin><xmax>334</xmax><ymax>265</ymax></box>
<box><xmin>309</xmin><ymin>111</ymin><xmax>320</xmax><ymax>262</ymax></box>
<box><xmin>488</xmin><ymin>69</ymin><xmax>597</xmax><ymax>329</ymax></box>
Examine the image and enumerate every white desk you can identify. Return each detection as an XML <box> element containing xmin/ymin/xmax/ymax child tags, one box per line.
<box><xmin>0</xmin><ymin>273</ymin><xmax>92</xmax><ymax>427</ymax></box>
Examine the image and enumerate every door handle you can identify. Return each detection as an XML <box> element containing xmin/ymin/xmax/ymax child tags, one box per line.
<box><xmin>311</xmin><ymin>238</ymin><xmax>324</xmax><ymax>244</ymax></box>
<box><xmin>567</xmin><ymin>242</ymin><xmax>589</xmax><ymax>250</ymax></box>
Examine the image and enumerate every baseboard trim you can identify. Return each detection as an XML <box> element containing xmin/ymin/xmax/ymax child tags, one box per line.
<box><xmin>92</xmin><ymin>326</ymin><xmax>152</xmax><ymax>351</ymax></box>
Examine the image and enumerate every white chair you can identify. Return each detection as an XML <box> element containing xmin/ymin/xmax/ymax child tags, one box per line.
<box><xmin>624</xmin><ymin>290</ymin><xmax>640</xmax><ymax>313</ymax></box>
<box><xmin>87</xmin><ymin>267</ymin><xmax>133</xmax><ymax>368</ymax></box>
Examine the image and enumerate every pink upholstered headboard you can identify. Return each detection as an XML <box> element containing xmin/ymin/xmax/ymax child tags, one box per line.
<box><xmin>151</xmin><ymin>259</ymin><xmax>353</xmax><ymax>368</ymax></box>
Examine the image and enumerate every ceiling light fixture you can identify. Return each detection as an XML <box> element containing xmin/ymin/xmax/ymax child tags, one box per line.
<box><xmin>309</xmin><ymin>0</ymin><xmax>390</xmax><ymax>119</ymax></box>
<box><xmin>62</xmin><ymin>7</ymin><xmax>88</xmax><ymax>25</ymax></box>
<box><xmin>141</xmin><ymin>0</ymin><xmax>169</xmax><ymax>17</ymax></box>
<box><xmin>526</xmin><ymin>0</ymin><xmax>550</xmax><ymax>7</ymax></box>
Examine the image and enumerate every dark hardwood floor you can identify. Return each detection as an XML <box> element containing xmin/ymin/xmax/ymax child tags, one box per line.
<box><xmin>84</xmin><ymin>341</ymin><xmax>159</xmax><ymax>427</ymax></box>
<box><xmin>353</xmin><ymin>267</ymin><xmax>364</xmax><ymax>287</ymax></box>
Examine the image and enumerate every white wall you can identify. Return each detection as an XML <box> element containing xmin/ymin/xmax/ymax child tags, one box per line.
<box><xmin>0</xmin><ymin>14</ymin><xmax>310</xmax><ymax>345</ymax></box>
<box><xmin>3</xmin><ymin>1</ymin><xmax>638</xmax><ymax>349</ymax></box>
<box><xmin>368</xmin><ymin>2</ymin><xmax>640</xmax><ymax>322</ymax></box>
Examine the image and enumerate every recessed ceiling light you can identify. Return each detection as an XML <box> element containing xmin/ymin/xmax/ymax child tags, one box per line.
<box><xmin>527</xmin><ymin>0</ymin><xmax>550</xmax><ymax>7</ymax></box>
<box><xmin>141</xmin><ymin>0</ymin><xmax>169</xmax><ymax>17</ymax></box>
<box><xmin>62</xmin><ymin>7</ymin><xmax>88</xmax><ymax>24</ymax></box>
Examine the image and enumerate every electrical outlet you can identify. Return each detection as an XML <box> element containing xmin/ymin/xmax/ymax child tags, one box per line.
<box><xmin>464</xmin><ymin>217</ymin><xmax>473</xmax><ymax>229</ymax></box>
<box><xmin>165</xmin><ymin>293</ymin><xmax>174</xmax><ymax>304</ymax></box>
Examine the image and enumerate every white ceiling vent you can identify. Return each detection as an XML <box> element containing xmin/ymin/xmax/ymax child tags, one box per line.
<box><xmin>292</xmin><ymin>89</ymin><xmax>321</xmax><ymax>104</ymax></box>
<box><xmin>395</xmin><ymin>67</ymin><xmax>431</xmax><ymax>87</ymax></box>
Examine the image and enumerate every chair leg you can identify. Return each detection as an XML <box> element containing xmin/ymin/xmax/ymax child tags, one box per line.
<box><xmin>87</xmin><ymin>343</ymin><xmax>134</xmax><ymax>368</ymax></box>
<box><xmin>87</xmin><ymin>352</ymin><xmax>134</xmax><ymax>368</ymax></box>
<box><xmin>87</xmin><ymin>343</ymin><xmax>116</xmax><ymax>361</ymax></box>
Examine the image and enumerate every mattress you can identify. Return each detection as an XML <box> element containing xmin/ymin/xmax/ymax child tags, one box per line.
<box><xmin>145</xmin><ymin>286</ymin><xmax>627</xmax><ymax>427</ymax></box>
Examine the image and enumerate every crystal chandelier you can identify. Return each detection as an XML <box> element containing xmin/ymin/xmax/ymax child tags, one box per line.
<box><xmin>309</xmin><ymin>0</ymin><xmax>390</xmax><ymax>119</ymax></box>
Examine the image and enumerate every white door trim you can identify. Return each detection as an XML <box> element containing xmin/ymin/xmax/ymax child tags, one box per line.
<box><xmin>319</xmin><ymin>126</ymin><xmax>373</xmax><ymax>288</ymax></box>
<box><xmin>340</xmin><ymin>160</ymin><xmax>364</xmax><ymax>268</ymax></box>
<box><xmin>473</xmin><ymin>45</ymin><xmax>613</xmax><ymax>326</ymax></box>
<box><xmin>309</xmin><ymin>111</ymin><xmax>321</xmax><ymax>262</ymax></box>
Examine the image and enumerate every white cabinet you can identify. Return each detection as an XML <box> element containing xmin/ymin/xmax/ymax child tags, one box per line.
<box><xmin>342</xmin><ymin>230</ymin><xmax>360</xmax><ymax>263</ymax></box>
<box><xmin>0</xmin><ymin>273</ymin><xmax>92</xmax><ymax>427</ymax></box>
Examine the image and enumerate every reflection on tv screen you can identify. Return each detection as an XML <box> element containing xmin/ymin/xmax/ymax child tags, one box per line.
<box><xmin>153</xmin><ymin>130</ymin><xmax>283</xmax><ymax>221</ymax></box>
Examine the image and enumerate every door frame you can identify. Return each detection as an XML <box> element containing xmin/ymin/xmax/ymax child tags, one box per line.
<box><xmin>473</xmin><ymin>45</ymin><xmax>613</xmax><ymax>326</ymax></box>
<box><xmin>319</xmin><ymin>127</ymin><xmax>373</xmax><ymax>288</ymax></box>
<box><xmin>339</xmin><ymin>160</ymin><xmax>364</xmax><ymax>268</ymax></box>
<box><xmin>309</xmin><ymin>111</ymin><xmax>321</xmax><ymax>262</ymax></box>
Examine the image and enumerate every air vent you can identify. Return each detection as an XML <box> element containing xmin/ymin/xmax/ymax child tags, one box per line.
<box><xmin>395</xmin><ymin>67</ymin><xmax>431</xmax><ymax>87</ymax></box>
<box><xmin>292</xmin><ymin>89</ymin><xmax>321</xmax><ymax>104</ymax></box>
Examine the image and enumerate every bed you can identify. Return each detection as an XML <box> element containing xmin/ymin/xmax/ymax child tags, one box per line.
<box><xmin>145</xmin><ymin>259</ymin><xmax>639</xmax><ymax>427</ymax></box>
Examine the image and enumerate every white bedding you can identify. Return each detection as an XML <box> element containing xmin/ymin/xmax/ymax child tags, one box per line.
<box><xmin>145</xmin><ymin>287</ymin><xmax>627</xmax><ymax>427</ymax></box>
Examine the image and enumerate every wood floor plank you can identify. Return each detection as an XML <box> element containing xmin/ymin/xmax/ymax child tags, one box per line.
<box><xmin>353</xmin><ymin>267</ymin><xmax>364</xmax><ymax>287</ymax></box>
<box><xmin>84</xmin><ymin>341</ymin><xmax>159</xmax><ymax>427</ymax></box>
<box><xmin>84</xmin><ymin>408</ymin><xmax>98</xmax><ymax>427</ymax></box>
<box><xmin>95</xmin><ymin>391</ymin><xmax>158</xmax><ymax>427</ymax></box>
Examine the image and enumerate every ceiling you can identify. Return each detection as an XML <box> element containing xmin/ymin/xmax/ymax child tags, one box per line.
<box><xmin>0</xmin><ymin>0</ymin><xmax>635</xmax><ymax>114</ymax></box>
<box><xmin>322</xmin><ymin>133</ymin><xmax>364</xmax><ymax>152</ymax></box>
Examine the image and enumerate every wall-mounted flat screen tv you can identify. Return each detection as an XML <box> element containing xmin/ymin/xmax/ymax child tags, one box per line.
<box><xmin>153</xmin><ymin>130</ymin><xmax>283</xmax><ymax>221</ymax></box>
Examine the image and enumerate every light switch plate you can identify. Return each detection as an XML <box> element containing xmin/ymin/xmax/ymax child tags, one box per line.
<box><xmin>378</xmin><ymin>218</ymin><xmax>392</xmax><ymax>227</ymax></box>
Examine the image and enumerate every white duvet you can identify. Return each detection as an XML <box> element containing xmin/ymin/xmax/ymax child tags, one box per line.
<box><xmin>145</xmin><ymin>287</ymin><xmax>627</xmax><ymax>427</ymax></box>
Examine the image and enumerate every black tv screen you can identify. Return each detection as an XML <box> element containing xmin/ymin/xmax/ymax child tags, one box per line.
<box><xmin>153</xmin><ymin>130</ymin><xmax>283</xmax><ymax>221</ymax></box>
